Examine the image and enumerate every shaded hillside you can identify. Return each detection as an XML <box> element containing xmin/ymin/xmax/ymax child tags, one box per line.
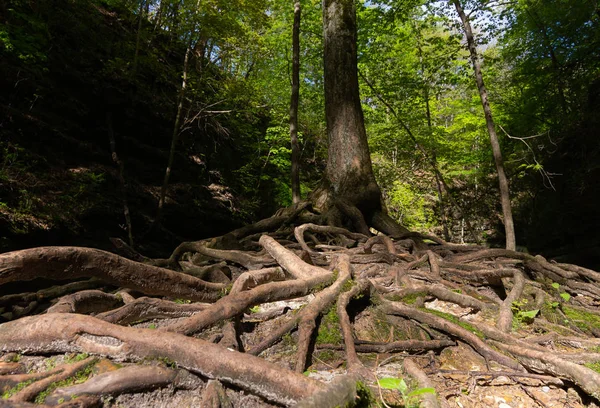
<box><xmin>0</xmin><ymin>0</ymin><xmax>276</xmax><ymax>255</ymax></box>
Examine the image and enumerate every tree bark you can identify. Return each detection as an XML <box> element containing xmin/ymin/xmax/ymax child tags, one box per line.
<box><xmin>290</xmin><ymin>2</ymin><xmax>302</xmax><ymax>205</ymax></box>
<box><xmin>452</xmin><ymin>0</ymin><xmax>516</xmax><ymax>251</ymax></box>
<box><xmin>322</xmin><ymin>0</ymin><xmax>381</xmax><ymax>218</ymax></box>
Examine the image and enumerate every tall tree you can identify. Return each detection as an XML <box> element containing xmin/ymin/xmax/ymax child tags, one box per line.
<box><xmin>290</xmin><ymin>2</ymin><xmax>301</xmax><ymax>205</ymax></box>
<box><xmin>320</xmin><ymin>0</ymin><xmax>409</xmax><ymax>236</ymax></box>
<box><xmin>452</xmin><ymin>0</ymin><xmax>516</xmax><ymax>250</ymax></box>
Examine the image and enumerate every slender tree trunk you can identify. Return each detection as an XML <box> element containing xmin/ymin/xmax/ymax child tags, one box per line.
<box><xmin>133</xmin><ymin>0</ymin><xmax>145</xmax><ymax>72</ymax></box>
<box><xmin>290</xmin><ymin>2</ymin><xmax>301</xmax><ymax>205</ymax></box>
<box><xmin>154</xmin><ymin>40</ymin><xmax>192</xmax><ymax>227</ymax></box>
<box><xmin>416</xmin><ymin>31</ymin><xmax>451</xmax><ymax>241</ymax></box>
<box><xmin>452</xmin><ymin>0</ymin><xmax>516</xmax><ymax>250</ymax></box>
<box><xmin>107</xmin><ymin>113</ymin><xmax>134</xmax><ymax>247</ymax></box>
<box><xmin>154</xmin><ymin>0</ymin><xmax>165</xmax><ymax>31</ymax></box>
<box><xmin>359</xmin><ymin>70</ymin><xmax>478</xmax><ymax>243</ymax></box>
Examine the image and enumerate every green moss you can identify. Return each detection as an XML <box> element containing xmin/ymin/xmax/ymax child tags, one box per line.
<box><xmin>563</xmin><ymin>306</ymin><xmax>600</xmax><ymax>333</ymax></box>
<box><xmin>44</xmin><ymin>357</ymin><xmax>58</xmax><ymax>371</ymax></box>
<box><xmin>353</xmin><ymin>381</ymin><xmax>376</xmax><ymax>408</ymax></box>
<box><xmin>313</xmin><ymin>276</ymin><xmax>336</xmax><ymax>293</ymax></box>
<box><xmin>220</xmin><ymin>284</ymin><xmax>232</xmax><ymax>298</ymax></box>
<box><xmin>281</xmin><ymin>333</ymin><xmax>296</xmax><ymax>349</ymax></box>
<box><xmin>421</xmin><ymin>308</ymin><xmax>484</xmax><ymax>339</ymax></box>
<box><xmin>65</xmin><ymin>353</ymin><xmax>89</xmax><ymax>363</ymax></box>
<box><xmin>2</xmin><ymin>380</ymin><xmax>34</xmax><ymax>399</ymax></box>
<box><xmin>157</xmin><ymin>357</ymin><xmax>177</xmax><ymax>369</ymax></box>
<box><xmin>34</xmin><ymin>364</ymin><xmax>94</xmax><ymax>404</ymax></box>
<box><xmin>585</xmin><ymin>361</ymin><xmax>600</xmax><ymax>373</ymax></box>
<box><xmin>401</xmin><ymin>292</ymin><xmax>427</xmax><ymax>305</ymax></box>
<box><xmin>314</xmin><ymin>349</ymin><xmax>337</xmax><ymax>363</ymax></box>
<box><xmin>341</xmin><ymin>278</ymin><xmax>355</xmax><ymax>293</ymax></box>
<box><xmin>316</xmin><ymin>307</ymin><xmax>342</xmax><ymax>345</ymax></box>
<box><xmin>368</xmin><ymin>307</ymin><xmax>408</xmax><ymax>341</ymax></box>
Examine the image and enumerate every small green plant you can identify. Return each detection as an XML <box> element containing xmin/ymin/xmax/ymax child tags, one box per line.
<box><xmin>511</xmin><ymin>299</ymin><xmax>539</xmax><ymax>328</ymax></box>
<box><xmin>249</xmin><ymin>306</ymin><xmax>260</xmax><ymax>314</ymax></box>
<box><xmin>148</xmin><ymin>323</ymin><xmax>157</xmax><ymax>329</ymax></box>
<box><xmin>378</xmin><ymin>377</ymin><xmax>436</xmax><ymax>407</ymax></box>
<box><xmin>174</xmin><ymin>299</ymin><xmax>191</xmax><ymax>304</ymax></box>
<box><xmin>551</xmin><ymin>283</ymin><xmax>571</xmax><ymax>302</ymax></box>
<box><xmin>303</xmin><ymin>369</ymin><xmax>317</xmax><ymax>376</ymax></box>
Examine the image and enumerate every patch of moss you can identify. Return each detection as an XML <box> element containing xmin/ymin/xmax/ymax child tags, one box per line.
<box><xmin>352</xmin><ymin>381</ymin><xmax>376</xmax><ymax>408</ymax></box>
<box><xmin>44</xmin><ymin>357</ymin><xmax>58</xmax><ymax>371</ymax></box>
<box><xmin>2</xmin><ymin>380</ymin><xmax>34</xmax><ymax>399</ymax></box>
<box><xmin>157</xmin><ymin>357</ymin><xmax>177</xmax><ymax>369</ymax></box>
<box><xmin>584</xmin><ymin>361</ymin><xmax>600</xmax><ymax>374</ymax></box>
<box><xmin>421</xmin><ymin>308</ymin><xmax>485</xmax><ymax>339</ymax></box>
<box><xmin>313</xmin><ymin>276</ymin><xmax>336</xmax><ymax>293</ymax></box>
<box><xmin>341</xmin><ymin>278</ymin><xmax>355</xmax><ymax>293</ymax></box>
<box><xmin>65</xmin><ymin>353</ymin><xmax>89</xmax><ymax>363</ymax></box>
<box><xmin>316</xmin><ymin>307</ymin><xmax>342</xmax><ymax>345</ymax></box>
<box><xmin>281</xmin><ymin>333</ymin><xmax>296</xmax><ymax>349</ymax></box>
<box><xmin>313</xmin><ymin>349</ymin><xmax>337</xmax><ymax>363</ymax></box>
<box><xmin>562</xmin><ymin>306</ymin><xmax>600</xmax><ymax>333</ymax></box>
<box><xmin>368</xmin><ymin>307</ymin><xmax>408</xmax><ymax>341</ymax></box>
<box><xmin>220</xmin><ymin>284</ymin><xmax>232</xmax><ymax>298</ymax></box>
<box><xmin>34</xmin><ymin>364</ymin><xmax>94</xmax><ymax>404</ymax></box>
<box><xmin>401</xmin><ymin>292</ymin><xmax>427</xmax><ymax>305</ymax></box>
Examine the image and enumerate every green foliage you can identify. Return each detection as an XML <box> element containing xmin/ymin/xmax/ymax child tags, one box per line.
<box><xmin>387</xmin><ymin>181</ymin><xmax>435</xmax><ymax>230</ymax></box>
<box><xmin>378</xmin><ymin>376</ymin><xmax>436</xmax><ymax>408</ymax></box>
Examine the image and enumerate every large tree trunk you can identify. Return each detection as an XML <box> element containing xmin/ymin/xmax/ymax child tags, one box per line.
<box><xmin>321</xmin><ymin>0</ymin><xmax>383</xmax><ymax>222</ymax></box>
<box><xmin>452</xmin><ymin>0</ymin><xmax>516</xmax><ymax>251</ymax></box>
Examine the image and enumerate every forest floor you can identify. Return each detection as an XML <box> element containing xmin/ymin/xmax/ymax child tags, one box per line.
<box><xmin>2</xmin><ymin>210</ymin><xmax>600</xmax><ymax>408</ymax></box>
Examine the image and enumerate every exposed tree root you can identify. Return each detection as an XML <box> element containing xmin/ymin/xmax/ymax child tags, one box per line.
<box><xmin>44</xmin><ymin>365</ymin><xmax>177</xmax><ymax>405</ymax></box>
<box><xmin>0</xmin><ymin>247</ymin><xmax>224</xmax><ymax>302</ymax></box>
<box><xmin>0</xmin><ymin>314</ymin><xmax>322</xmax><ymax>405</ymax></box>
<box><xmin>3</xmin><ymin>216</ymin><xmax>600</xmax><ymax>407</ymax></box>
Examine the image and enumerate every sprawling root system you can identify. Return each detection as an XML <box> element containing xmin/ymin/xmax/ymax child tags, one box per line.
<box><xmin>2</xmin><ymin>211</ymin><xmax>600</xmax><ymax>407</ymax></box>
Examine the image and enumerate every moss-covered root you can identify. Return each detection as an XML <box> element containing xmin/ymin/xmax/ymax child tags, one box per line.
<box><xmin>9</xmin><ymin>356</ymin><xmax>97</xmax><ymax>403</ymax></box>
<box><xmin>337</xmin><ymin>279</ymin><xmax>371</xmax><ymax>376</ymax></box>
<box><xmin>44</xmin><ymin>365</ymin><xmax>177</xmax><ymax>405</ymax></box>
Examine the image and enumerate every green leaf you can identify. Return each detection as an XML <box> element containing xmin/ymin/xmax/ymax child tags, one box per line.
<box><xmin>560</xmin><ymin>292</ymin><xmax>571</xmax><ymax>302</ymax></box>
<box><xmin>378</xmin><ymin>377</ymin><xmax>403</xmax><ymax>390</ymax></box>
<box><xmin>551</xmin><ymin>282</ymin><xmax>560</xmax><ymax>290</ymax></box>
<box><xmin>398</xmin><ymin>378</ymin><xmax>408</xmax><ymax>394</ymax></box>
<box><xmin>520</xmin><ymin>309</ymin><xmax>539</xmax><ymax>319</ymax></box>
<box><xmin>407</xmin><ymin>387</ymin><xmax>436</xmax><ymax>397</ymax></box>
